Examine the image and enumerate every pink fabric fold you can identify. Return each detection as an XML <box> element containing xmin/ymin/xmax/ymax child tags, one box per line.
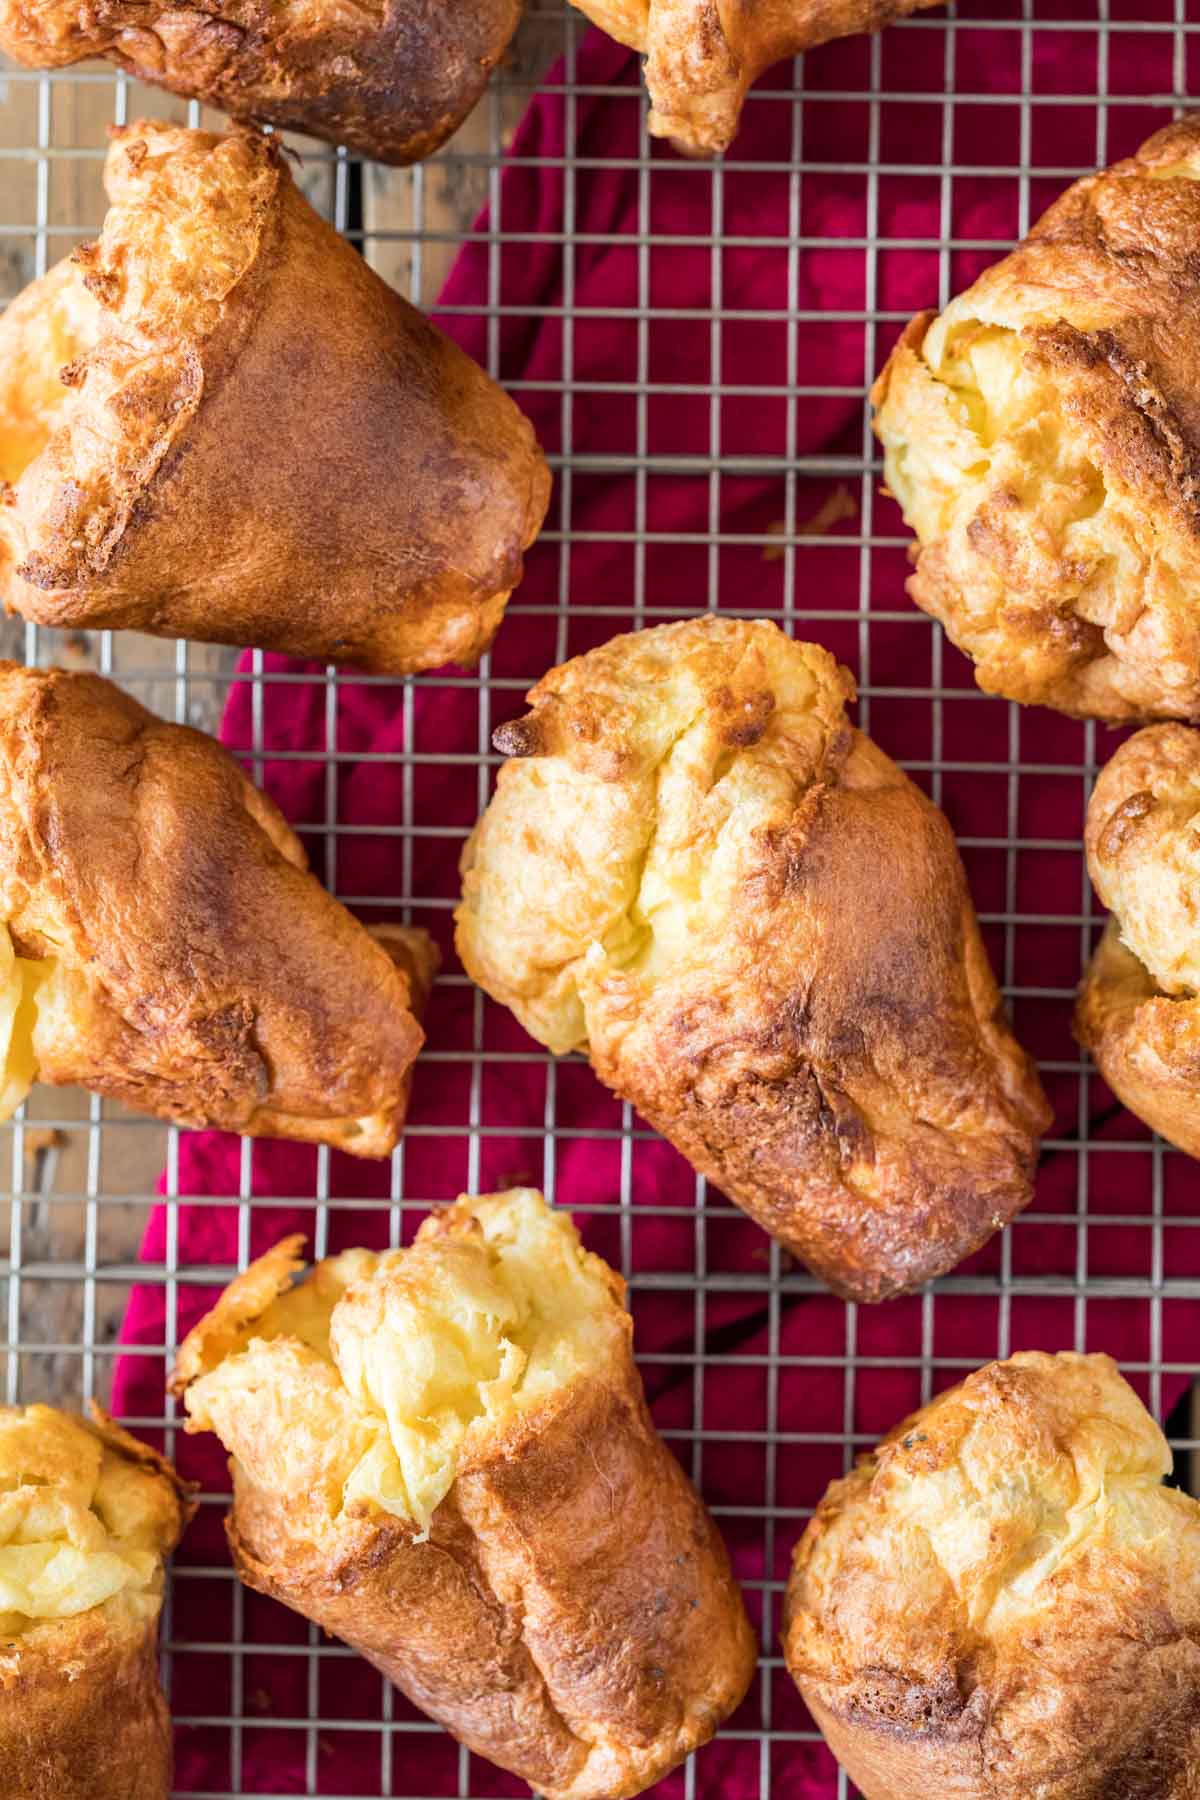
<box><xmin>111</xmin><ymin>20</ymin><xmax>1193</xmax><ymax>1796</ymax></box>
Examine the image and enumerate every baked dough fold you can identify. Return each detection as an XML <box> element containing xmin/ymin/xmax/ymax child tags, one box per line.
<box><xmin>568</xmin><ymin>0</ymin><xmax>942</xmax><ymax>155</ymax></box>
<box><xmin>784</xmin><ymin>1351</ymin><xmax>1200</xmax><ymax>1800</ymax></box>
<box><xmin>874</xmin><ymin>119</ymin><xmax>1200</xmax><ymax>722</ymax></box>
<box><xmin>0</xmin><ymin>0</ymin><xmax>521</xmax><ymax>166</ymax></box>
<box><xmin>0</xmin><ymin>660</ymin><xmax>436</xmax><ymax>1153</ymax></box>
<box><xmin>0</xmin><ymin>1403</ymin><xmax>192</xmax><ymax>1800</ymax></box>
<box><xmin>172</xmin><ymin>1188</ymin><xmax>756</xmax><ymax>1800</ymax></box>
<box><xmin>0</xmin><ymin>121</ymin><xmax>550</xmax><ymax>674</ymax></box>
<box><xmin>455</xmin><ymin>617</ymin><xmax>1050</xmax><ymax>1302</ymax></box>
<box><xmin>1077</xmin><ymin>720</ymin><xmax>1200</xmax><ymax>1156</ymax></box>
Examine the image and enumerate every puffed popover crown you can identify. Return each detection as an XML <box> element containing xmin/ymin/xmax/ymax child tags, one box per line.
<box><xmin>1075</xmin><ymin>722</ymin><xmax>1200</xmax><ymax>1157</ymax></box>
<box><xmin>0</xmin><ymin>121</ymin><xmax>550</xmax><ymax>674</ymax></box>
<box><xmin>874</xmin><ymin>117</ymin><xmax>1200</xmax><ymax>722</ymax></box>
<box><xmin>456</xmin><ymin>616</ymin><xmax>1050</xmax><ymax>1303</ymax></box>
<box><xmin>0</xmin><ymin>0</ymin><xmax>522</xmax><ymax>166</ymax></box>
<box><xmin>0</xmin><ymin>661</ymin><xmax>436</xmax><ymax>1152</ymax></box>
<box><xmin>785</xmin><ymin>1351</ymin><xmax>1200</xmax><ymax>1800</ymax></box>
<box><xmin>172</xmin><ymin>1187</ymin><xmax>629</xmax><ymax>1539</ymax></box>
<box><xmin>568</xmin><ymin>1</ymin><xmax>942</xmax><ymax>155</ymax></box>
<box><xmin>0</xmin><ymin>1405</ymin><xmax>191</xmax><ymax>1800</ymax></box>
<box><xmin>0</xmin><ymin>1403</ymin><xmax>189</xmax><ymax>1643</ymax></box>
<box><xmin>172</xmin><ymin>1188</ymin><xmax>756</xmax><ymax>1800</ymax></box>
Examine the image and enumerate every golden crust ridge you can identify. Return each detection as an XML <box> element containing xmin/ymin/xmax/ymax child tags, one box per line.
<box><xmin>784</xmin><ymin>1351</ymin><xmax>1200</xmax><ymax>1799</ymax></box>
<box><xmin>0</xmin><ymin>120</ymin><xmax>550</xmax><ymax>674</ymax></box>
<box><xmin>456</xmin><ymin>616</ymin><xmax>1050</xmax><ymax>1302</ymax></box>
<box><xmin>172</xmin><ymin>1189</ymin><xmax>756</xmax><ymax>1800</ymax></box>
<box><xmin>0</xmin><ymin>661</ymin><xmax>436</xmax><ymax>1152</ymax></box>
<box><xmin>874</xmin><ymin>118</ymin><xmax>1200</xmax><ymax>722</ymax></box>
<box><xmin>567</xmin><ymin>1</ymin><xmax>944</xmax><ymax>155</ymax></box>
<box><xmin>0</xmin><ymin>0</ymin><xmax>523</xmax><ymax>165</ymax></box>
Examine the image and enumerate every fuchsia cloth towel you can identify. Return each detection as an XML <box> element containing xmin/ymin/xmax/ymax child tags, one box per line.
<box><xmin>112</xmin><ymin>16</ymin><xmax>1196</xmax><ymax>1797</ymax></box>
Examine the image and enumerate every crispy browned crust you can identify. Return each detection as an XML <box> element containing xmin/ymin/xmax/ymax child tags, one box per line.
<box><xmin>1076</xmin><ymin>925</ymin><xmax>1200</xmax><ymax>1147</ymax></box>
<box><xmin>456</xmin><ymin>618</ymin><xmax>1050</xmax><ymax>1303</ymax></box>
<box><xmin>874</xmin><ymin>119</ymin><xmax>1200</xmax><ymax>722</ymax></box>
<box><xmin>1075</xmin><ymin>722</ymin><xmax>1200</xmax><ymax>1155</ymax></box>
<box><xmin>0</xmin><ymin>1407</ymin><xmax>193</xmax><ymax>1800</ymax></box>
<box><xmin>87</xmin><ymin>1401</ymin><xmax>199</xmax><ymax>1519</ymax></box>
<box><xmin>0</xmin><ymin>662</ymin><xmax>437</xmax><ymax>1153</ymax></box>
<box><xmin>783</xmin><ymin>1352</ymin><xmax>1200</xmax><ymax>1800</ymax></box>
<box><xmin>173</xmin><ymin>1212</ymin><xmax>757</xmax><ymax>1800</ymax></box>
<box><xmin>568</xmin><ymin>0</ymin><xmax>941</xmax><ymax>154</ymax></box>
<box><xmin>0</xmin><ymin>122</ymin><xmax>550</xmax><ymax>675</ymax></box>
<box><xmin>589</xmin><ymin>731</ymin><xmax>1049</xmax><ymax>1300</ymax></box>
<box><xmin>0</xmin><ymin>0</ymin><xmax>522</xmax><ymax>165</ymax></box>
<box><xmin>0</xmin><ymin>1599</ymin><xmax>172</xmax><ymax>1800</ymax></box>
<box><xmin>170</xmin><ymin>1236</ymin><xmax>308</xmax><ymax>1393</ymax></box>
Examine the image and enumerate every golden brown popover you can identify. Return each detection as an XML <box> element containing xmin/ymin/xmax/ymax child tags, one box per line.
<box><xmin>569</xmin><ymin>1</ymin><xmax>943</xmax><ymax>155</ymax></box>
<box><xmin>0</xmin><ymin>0</ymin><xmax>522</xmax><ymax>166</ymax></box>
<box><xmin>1076</xmin><ymin>721</ymin><xmax>1200</xmax><ymax>1156</ymax></box>
<box><xmin>172</xmin><ymin>1187</ymin><xmax>756</xmax><ymax>1800</ymax></box>
<box><xmin>454</xmin><ymin>617</ymin><xmax>1050</xmax><ymax>1303</ymax></box>
<box><xmin>0</xmin><ymin>121</ymin><xmax>550</xmax><ymax>674</ymax></box>
<box><xmin>784</xmin><ymin>1351</ymin><xmax>1200</xmax><ymax>1799</ymax></box>
<box><xmin>0</xmin><ymin>661</ymin><xmax>436</xmax><ymax>1153</ymax></box>
<box><xmin>0</xmin><ymin>1403</ymin><xmax>192</xmax><ymax>1800</ymax></box>
<box><xmin>874</xmin><ymin>118</ymin><xmax>1200</xmax><ymax>722</ymax></box>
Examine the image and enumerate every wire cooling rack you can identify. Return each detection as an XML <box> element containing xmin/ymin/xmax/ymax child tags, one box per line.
<box><xmin>3</xmin><ymin>3</ymin><xmax>1200</xmax><ymax>1796</ymax></box>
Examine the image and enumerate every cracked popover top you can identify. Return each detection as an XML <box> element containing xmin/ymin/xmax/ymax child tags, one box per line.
<box><xmin>173</xmin><ymin>1188</ymin><xmax>756</xmax><ymax>1800</ymax></box>
<box><xmin>0</xmin><ymin>1404</ymin><xmax>192</xmax><ymax>1800</ymax></box>
<box><xmin>874</xmin><ymin>117</ymin><xmax>1200</xmax><ymax>722</ymax></box>
<box><xmin>785</xmin><ymin>1351</ymin><xmax>1200</xmax><ymax>1798</ymax></box>
<box><xmin>456</xmin><ymin>616</ymin><xmax>1050</xmax><ymax>1302</ymax></box>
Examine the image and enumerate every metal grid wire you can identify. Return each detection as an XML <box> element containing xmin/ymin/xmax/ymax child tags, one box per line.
<box><xmin>3</xmin><ymin>2</ymin><xmax>1200</xmax><ymax>1795</ymax></box>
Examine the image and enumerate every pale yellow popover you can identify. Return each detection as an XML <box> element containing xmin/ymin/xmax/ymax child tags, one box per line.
<box><xmin>456</xmin><ymin>616</ymin><xmax>1050</xmax><ymax>1302</ymax></box>
<box><xmin>0</xmin><ymin>1404</ymin><xmax>192</xmax><ymax>1800</ymax></box>
<box><xmin>874</xmin><ymin>118</ymin><xmax>1200</xmax><ymax>722</ymax></box>
<box><xmin>785</xmin><ymin>1351</ymin><xmax>1200</xmax><ymax>1798</ymax></box>
<box><xmin>172</xmin><ymin>1187</ymin><xmax>756</xmax><ymax>1800</ymax></box>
